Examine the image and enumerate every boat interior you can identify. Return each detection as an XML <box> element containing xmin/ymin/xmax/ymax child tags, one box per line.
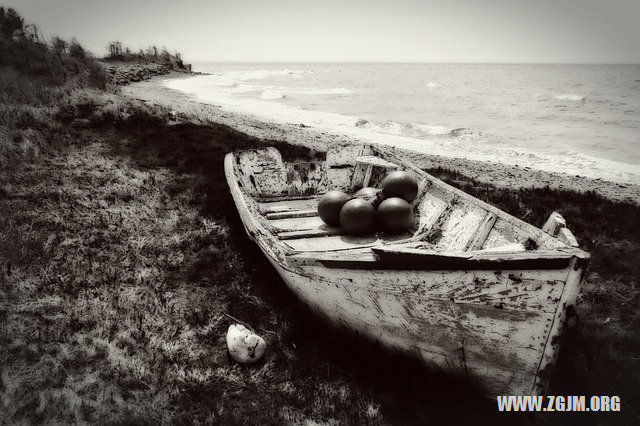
<box><xmin>230</xmin><ymin>143</ymin><xmax>584</xmax><ymax>258</ymax></box>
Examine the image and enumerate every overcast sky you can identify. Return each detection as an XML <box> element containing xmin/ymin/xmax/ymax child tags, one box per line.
<box><xmin>5</xmin><ymin>0</ymin><xmax>640</xmax><ymax>63</ymax></box>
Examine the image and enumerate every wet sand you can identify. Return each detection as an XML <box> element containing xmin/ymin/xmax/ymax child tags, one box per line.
<box><xmin>123</xmin><ymin>73</ymin><xmax>640</xmax><ymax>204</ymax></box>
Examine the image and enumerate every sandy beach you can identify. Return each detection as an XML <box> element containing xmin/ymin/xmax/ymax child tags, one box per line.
<box><xmin>123</xmin><ymin>73</ymin><xmax>640</xmax><ymax>204</ymax></box>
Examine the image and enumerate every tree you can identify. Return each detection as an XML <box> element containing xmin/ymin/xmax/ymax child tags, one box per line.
<box><xmin>107</xmin><ymin>40</ymin><xmax>122</xmax><ymax>59</ymax></box>
<box><xmin>160</xmin><ymin>47</ymin><xmax>171</xmax><ymax>63</ymax></box>
<box><xmin>0</xmin><ymin>7</ymin><xmax>25</xmax><ymax>38</ymax></box>
<box><xmin>51</xmin><ymin>36</ymin><xmax>68</xmax><ymax>54</ymax></box>
<box><xmin>69</xmin><ymin>38</ymin><xmax>87</xmax><ymax>60</ymax></box>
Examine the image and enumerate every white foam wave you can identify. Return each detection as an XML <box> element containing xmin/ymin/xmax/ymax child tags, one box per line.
<box><xmin>555</xmin><ymin>94</ymin><xmax>586</xmax><ymax>102</ymax></box>
<box><xmin>414</xmin><ymin>124</ymin><xmax>450</xmax><ymax>136</ymax></box>
<box><xmin>177</xmin><ymin>73</ymin><xmax>351</xmax><ymax>101</ymax></box>
<box><xmin>289</xmin><ymin>87</ymin><xmax>353</xmax><ymax>96</ymax></box>
<box><xmin>230</xmin><ymin>83</ymin><xmax>259</xmax><ymax>93</ymax></box>
<box><xmin>221</xmin><ymin>68</ymin><xmax>312</xmax><ymax>82</ymax></box>
<box><xmin>448</xmin><ymin>128</ymin><xmax>483</xmax><ymax>140</ymax></box>
<box><xmin>356</xmin><ymin>120</ymin><xmax>450</xmax><ymax>137</ymax></box>
<box><xmin>260</xmin><ymin>90</ymin><xmax>286</xmax><ymax>100</ymax></box>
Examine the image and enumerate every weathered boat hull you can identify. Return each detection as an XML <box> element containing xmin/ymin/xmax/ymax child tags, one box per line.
<box><xmin>258</xmin><ymin>240</ymin><xmax>581</xmax><ymax>396</ymax></box>
<box><xmin>224</xmin><ymin>148</ymin><xmax>588</xmax><ymax>396</ymax></box>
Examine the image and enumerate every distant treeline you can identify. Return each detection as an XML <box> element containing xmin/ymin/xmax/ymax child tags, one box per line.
<box><xmin>0</xmin><ymin>6</ymin><xmax>106</xmax><ymax>88</ymax></box>
<box><xmin>0</xmin><ymin>7</ymin><xmax>187</xmax><ymax>90</ymax></box>
<box><xmin>105</xmin><ymin>41</ymin><xmax>186</xmax><ymax>69</ymax></box>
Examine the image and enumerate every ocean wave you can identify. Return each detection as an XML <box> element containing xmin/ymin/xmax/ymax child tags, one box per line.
<box><xmin>198</xmin><ymin>73</ymin><xmax>351</xmax><ymax>99</ymax></box>
<box><xmin>230</xmin><ymin>83</ymin><xmax>259</xmax><ymax>93</ymax></box>
<box><xmin>554</xmin><ymin>94</ymin><xmax>586</xmax><ymax>102</ymax></box>
<box><xmin>288</xmin><ymin>87</ymin><xmax>353</xmax><ymax>96</ymax></box>
<box><xmin>353</xmin><ymin>119</ymin><xmax>484</xmax><ymax>141</ymax></box>
<box><xmin>260</xmin><ymin>90</ymin><xmax>286</xmax><ymax>100</ymax></box>
<box><xmin>224</xmin><ymin>68</ymin><xmax>313</xmax><ymax>82</ymax></box>
<box><xmin>414</xmin><ymin>123</ymin><xmax>450</xmax><ymax>136</ymax></box>
<box><xmin>448</xmin><ymin>128</ymin><xmax>483</xmax><ymax>140</ymax></box>
<box><xmin>354</xmin><ymin>119</ymin><xmax>451</xmax><ymax>138</ymax></box>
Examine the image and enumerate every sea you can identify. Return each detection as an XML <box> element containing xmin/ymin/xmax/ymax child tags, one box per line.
<box><xmin>165</xmin><ymin>63</ymin><xmax>640</xmax><ymax>185</ymax></box>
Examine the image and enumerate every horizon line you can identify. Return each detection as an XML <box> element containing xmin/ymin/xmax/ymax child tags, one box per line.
<box><xmin>185</xmin><ymin>60</ymin><xmax>640</xmax><ymax>65</ymax></box>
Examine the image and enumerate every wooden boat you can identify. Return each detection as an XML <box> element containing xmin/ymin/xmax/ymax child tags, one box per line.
<box><xmin>224</xmin><ymin>143</ymin><xmax>590</xmax><ymax>396</ymax></box>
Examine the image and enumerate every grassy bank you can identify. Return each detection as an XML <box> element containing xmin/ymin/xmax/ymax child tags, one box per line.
<box><xmin>0</xmin><ymin>93</ymin><xmax>502</xmax><ymax>424</ymax></box>
<box><xmin>2</xmin><ymin>7</ymin><xmax>639</xmax><ymax>425</ymax></box>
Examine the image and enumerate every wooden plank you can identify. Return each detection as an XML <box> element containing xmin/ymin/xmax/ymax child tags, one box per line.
<box><xmin>327</xmin><ymin>248</ymin><xmax>575</xmax><ymax>270</ymax></box>
<box><xmin>362</xmin><ymin>164</ymin><xmax>374</xmax><ymax>187</ymax></box>
<box><xmin>350</xmin><ymin>155</ymin><xmax>398</xmax><ymax>191</ymax></box>
<box><xmin>372</xmin><ymin>247</ymin><xmax>573</xmax><ymax>261</ymax></box>
<box><xmin>255</xmin><ymin>194</ymin><xmax>319</xmax><ymax>202</ymax></box>
<box><xmin>533</xmin><ymin>256</ymin><xmax>587</xmax><ymax>395</ymax></box>
<box><xmin>278</xmin><ymin>227</ymin><xmax>342</xmax><ymax>240</ymax></box>
<box><xmin>266</xmin><ymin>209</ymin><xmax>318</xmax><ymax>220</ymax></box>
<box><xmin>285</xmin><ymin>235</ymin><xmax>382</xmax><ymax>252</ymax></box>
<box><xmin>269</xmin><ymin>216</ymin><xmax>325</xmax><ymax>232</ymax></box>
<box><xmin>329</xmin><ymin>168</ymin><xmax>355</xmax><ymax>192</ymax></box>
<box><xmin>415</xmin><ymin>190</ymin><xmax>450</xmax><ymax>235</ymax></box>
<box><xmin>372</xmin><ymin>248</ymin><xmax>472</xmax><ymax>261</ymax></box>
<box><xmin>284</xmin><ymin>233</ymin><xmax>410</xmax><ymax>253</ymax></box>
<box><xmin>286</xmin><ymin>259</ymin><xmax>569</xmax><ymax>313</ymax></box>
<box><xmin>259</xmin><ymin>197</ymin><xmax>320</xmax><ymax>214</ymax></box>
<box><xmin>558</xmin><ymin>228</ymin><xmax>579</xmax><ymax>247</ymax></box>
<box><xmin>327</xmin><ymin>144</ymin><xmax>372</xmax><ymax>166</ymax></box>
<box><xmin>437</xmin><ymin>203</ymin><xmax>487</xmax><ymax>251</ymax></box>
<box><xmin>355</xmin><ymin>155</ymin><xmax>399</xmax><ymax>169</ymax></box>
<box><xmin>263</xmin><ymin>205</ymin><xmax>295</xmax><ymax>214</ymax></box>
<box><xmin>482</xmin><ymin>218</ymin><xmax>568</xmax><ymax>251</ymax></box>
<box><xmin>466</xmin><ymin>213</ymin><xmax>498</xmax><ymax>251</ymax></box>
<box><xmin>349</xmin><ymin>163</ymin><xmax>368</xmax><ymax>192</ymax></box>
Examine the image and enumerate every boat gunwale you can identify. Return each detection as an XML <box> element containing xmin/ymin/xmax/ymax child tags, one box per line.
<box><xmin>225</xmin><ymin>146</ymin><xmax>590</xmax><ymax>262</ymax></box>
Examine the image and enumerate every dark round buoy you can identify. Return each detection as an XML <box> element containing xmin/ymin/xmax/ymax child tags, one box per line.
<box><xmin>382</xmin><ymin>171</ymin><xmax>419</xmax><ymax>203</ymax></box>
<box><xmin>354</xmin><ymin>187</ymin><xmax>380</xmax><ymax>204</ymax></box>
<box><xmin>377</xmin><ymin>197</ymin><xmax>414</xmax><ymax>233</ymax></box>
<box><xmin>317</xmin><ymin>190</ymin><xmax>350</xmax><ymax>226</ymax></box>
<box><xmin>339</xmin><ymin>199</ymin><xmax>376</xmax><ymax>235</ymax></box>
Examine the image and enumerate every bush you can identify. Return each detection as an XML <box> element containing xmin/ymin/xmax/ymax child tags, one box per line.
<box><xmin>0</xmin><ymin>8</ymin><xmax>107</xmax><ymax>92</ymax></box>
<box><xmin>68</xmin><ymin>38</ymin><xmax>86</xmax><ymax>60</ymax></box>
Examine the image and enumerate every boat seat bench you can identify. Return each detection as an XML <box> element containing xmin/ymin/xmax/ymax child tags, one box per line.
<box><xmin>289</xmin><ymin>248</ymin><xmax>577</xmax><ymax>270</ymax></box>
<box><xmin>258</xmin><ymin>197</ymin><xmax>320</xmax><ymax>214</ymax></box>
<box><xmin>265</xmin><ymin>209</ymin><xmax>317</xmax><ymax>220</ymax></box>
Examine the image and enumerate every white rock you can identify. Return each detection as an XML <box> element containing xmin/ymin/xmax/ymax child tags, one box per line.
<box><xmin>226</xmin><ymin>324</ymin><xmax>266</xmax><ymax>363</ymax></box>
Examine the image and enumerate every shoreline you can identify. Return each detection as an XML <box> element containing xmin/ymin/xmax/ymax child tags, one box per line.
<box><xmin>123</xmin><ymin>72</ymin><xmax>640</xmax><ymax>204</ymax></box>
